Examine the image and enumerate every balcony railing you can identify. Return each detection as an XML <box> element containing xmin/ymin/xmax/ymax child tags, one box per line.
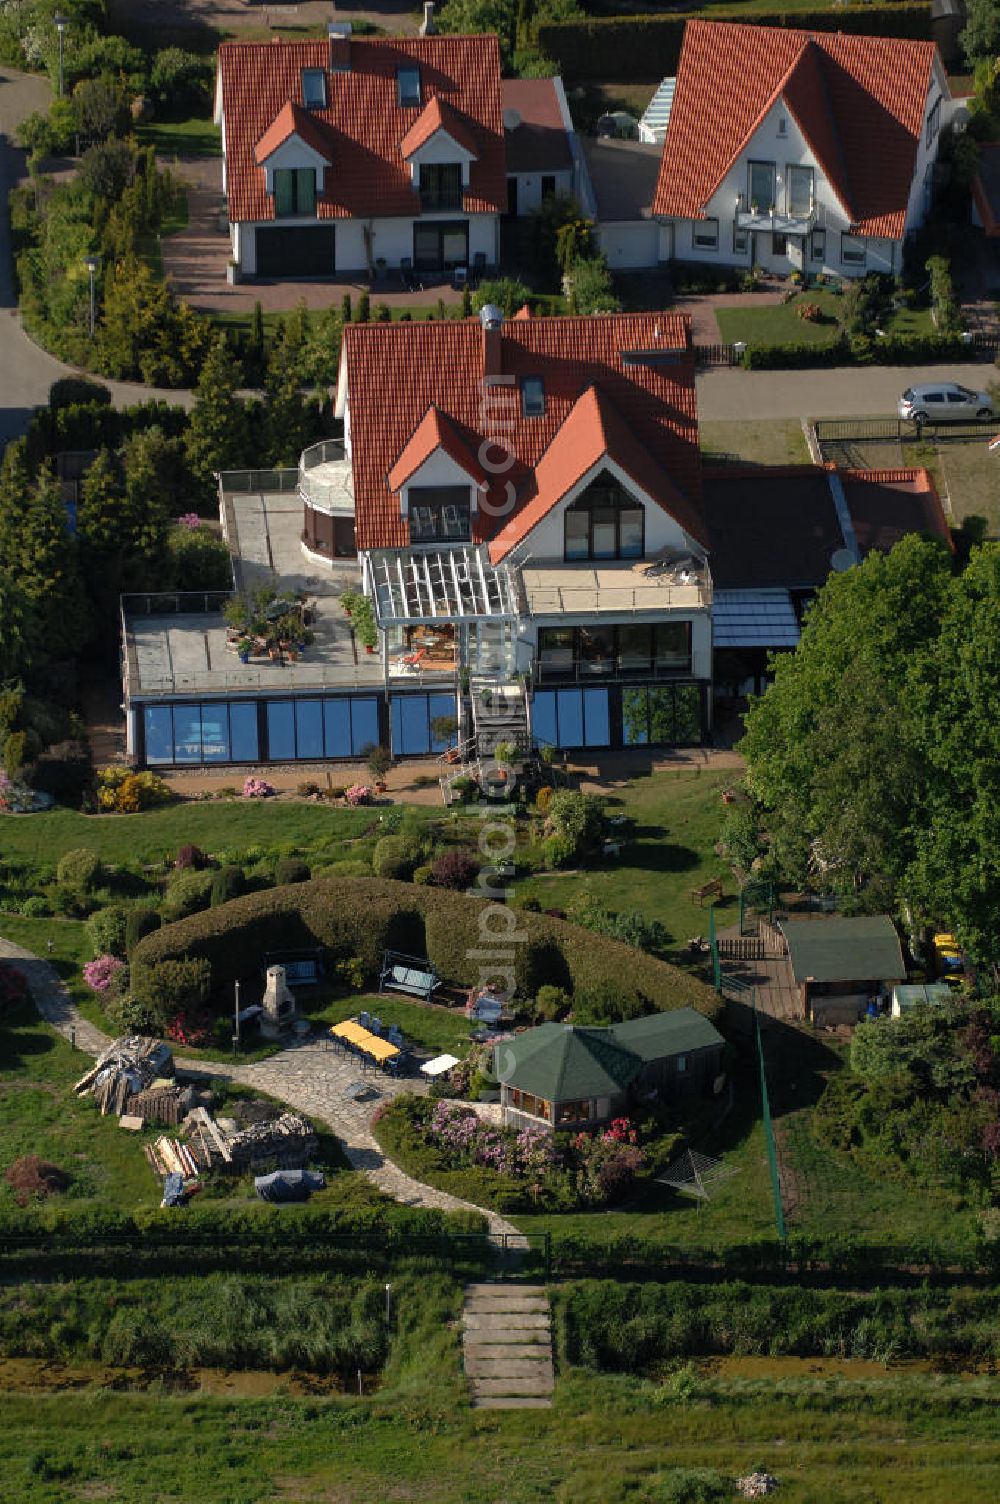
<box><xmin>734</xmin><ymin>193</ymin><xmax>819</xmax><ymax>236</ymax></box>
<box><xmin>419</xmin><ymin>189</ymin><xmax>464</xmax><ymax>213</ymax></box>
<box><xmin>534</xmin><ymin>657</ymin><xmax>693</xmax><ymax>685</ymax></box>
<box><xmin>298</xmin><ymin>438</ymin><xmax>354</xmax><ymax>514</ymax></box>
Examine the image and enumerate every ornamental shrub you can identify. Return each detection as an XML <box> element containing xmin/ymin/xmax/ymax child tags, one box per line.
<box><xmin>56</xmin><ymin>848</ymin><xmax>102</xmax><ymax>891</ymax></box>
<box><xmin>546</xmin><ymin>791</ymin><xmax>607</xmax><ymax>860</ymax></box>
<box><xmin>373</xmin><ymin>835</ymin><xmax>420</xmax><ymax>881</ymax></box>
<box><xmin>86</xmin><ymin>906</ymin><xmax>130</xmax><ymax>960</ymax></box>
<box><xmin>210</xmin><ymin>864</ymin><xmax>246</xmax><ymax>907</ymax></box>
<box><xmin>125</xmin><ymin>906</ymin><xmax>161</xmax><ymax>956</ymax></box>
<box><xmin>275</xmin><ymin>857</ymin><xmax>310</xmax><ymax>885</ymax></box>
<box><xmin>83</xmin><ymin>955</ymin><xmax>125</xmax><ymax>994</ymax></box>
<box><xmin>161</xmin><ymin>870</ymin><xmax>214</xmax><ymax>921</ymax></box>
<box><xmin>243</xmin><ymin>777</ymin><xmax>275</xmax><ymax>799</ymax></box>
<box><xmin>141</xmin><ymin>957</ymin><xmax>211</xmax><ymax>1030</ymax></box>
<box><xmin>175</xmin><ymin>844</ymin><xmax>207</xmax><ymax>871</ymax></box>
<box><xmin>534</xmin><ymin>984</ymin><xmax>571</xmax><ymax>1022</ymax></box>
<box><xmin>429</xmin><ymin>849</ymin><xmax>481</xmax><ymax>890</ymax></box>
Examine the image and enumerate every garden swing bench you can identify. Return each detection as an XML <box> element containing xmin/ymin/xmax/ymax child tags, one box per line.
<box><xmin>379</xmin><ymin>950</ymin><xmax>440</xmax><ymax>1001</ymax></box>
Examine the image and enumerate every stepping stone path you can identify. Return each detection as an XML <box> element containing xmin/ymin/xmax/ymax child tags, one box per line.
<box><xmin>461</xmin><ymin>1283</ymin><xmax>554</xmax><ymax>1409</ymax></box>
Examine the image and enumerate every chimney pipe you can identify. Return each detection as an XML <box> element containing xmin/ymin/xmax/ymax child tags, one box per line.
<box><xmin>479</xmin><ymin>303</ymin><xmax>504</xmax><ymax>380</ymax></box>
<box><xmin>420</xmin><ymin>2</ymin><xmax>437</xmax><ymax>36</ymax></box>
<box><xmin>328</xmin><ymin>20</ymin><xmax>352</xmax><ymax>73</ymax></box>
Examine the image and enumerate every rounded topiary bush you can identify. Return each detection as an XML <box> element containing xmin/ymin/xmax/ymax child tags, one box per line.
<box><xmin>174</xmin><ymin>843</ymin><xmax>207</xmax><ymax>871</ymax></box>
<box><xmin>125</xmin><ymin>906</ymin><xmax>161</xmax><ymax>956</ymax></box>
<box><xmin>161</xmin><ymin>870</ymin><xmax>214</xmax><ymax>921</ymax></box>
<box><xmin>56</xmin><ymin>848</ymin><xmax>102</xmax><ymax>891</ymax></box>
<box><xmin>210</xmin><ymin>864</ymin><xmax>246</xmax><ymax>907</ymax></box>
<box><xmin>275</xmin><ymin>857</ymin><xmax>311</xmax><ymax>886</ymax></box>
<box><xmin>429</xmin><ymin>850</ymin><xmax>480</xmax><ymax>890</ymax></box>
<box><xmin>372</xmin><ymin>835</ymin><xmax>419</xmax><ymax>881</ymax></box>
<box><xmin>86</xmin><ymin>905</ymin><xmax>130</xmax><ymax>960</ymax></box>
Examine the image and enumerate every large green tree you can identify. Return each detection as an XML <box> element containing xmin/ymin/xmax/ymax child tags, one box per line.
<box><xmin>962</xmin><ymin>0</ymin><xmax>1000</xmax><ymax>69</ymax></box>
<box><xmin>6</xmin><ymin>466</ymin><xmax>91</xmax><ymax>659</ymax></box>
<box><xmin>76</xmin><ymin>447</ymin><xmax>165</xmax><ymax>619</ymax></box>
<box><xmin>184</xmin><ymin>333</ymin><xmax>250</xmax><ymax>488</ymax></box>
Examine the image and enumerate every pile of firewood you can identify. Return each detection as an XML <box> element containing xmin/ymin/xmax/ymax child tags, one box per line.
<box><xmin>144</xmin><ymin>1136</ymin><xmax>200</xmax><ymax>1179</ymax></box>
<box><xmin>181</xmin><ymin>1107</ymin><xmax>317</xmax><ymax>1175</ymax></box>
<box><xmin>74</xmin><ymin>1036</ymin><xmax>175</xmax><ymax>1117</ymax></box>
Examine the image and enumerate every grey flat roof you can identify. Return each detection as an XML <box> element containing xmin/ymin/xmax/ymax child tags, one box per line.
<box><xmin>581</xmin><ymin>136</ymin><xmax>662</xmax><ymax>222</ymax></box>
<box><xmin>780</xmin><ymin>916</ymin><xmax>905</xmax><ymax>985</ymax></box>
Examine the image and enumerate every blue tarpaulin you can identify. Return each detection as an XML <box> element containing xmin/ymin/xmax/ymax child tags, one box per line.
<box><xmin>254</xmin><ymin>1169</ymin><xmax>326</xmax><ymax>1203</ymax></box>
<box><xmin>161</xmin><ymin>1173</ymin><xmax>186</xmax><ymax>1207</ymax></box>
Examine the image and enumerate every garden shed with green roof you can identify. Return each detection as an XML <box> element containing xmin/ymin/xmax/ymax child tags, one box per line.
<box><xmin>496</xmin><ymin>1010</ymin><xmax>724</xmax><ymax>1132</ymax></box>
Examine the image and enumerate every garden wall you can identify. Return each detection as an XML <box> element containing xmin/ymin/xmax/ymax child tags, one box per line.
<box><xmin>131</xmin><ymin>876</ymin><xmax>720</xmax><ymax>1019</ymax></box>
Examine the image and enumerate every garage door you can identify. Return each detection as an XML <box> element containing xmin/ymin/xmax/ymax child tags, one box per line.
<box><xmin>256</xmin><ymin>225</ymin><xmax>336</xmax><ymax>278</ymax></box>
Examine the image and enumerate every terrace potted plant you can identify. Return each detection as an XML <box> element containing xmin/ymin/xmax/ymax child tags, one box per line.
<box><xmin>431</xmin><ymin>714</ymin><xmax>460</xmax><ymax>760</ymax></box>
<box><xmin>492</xmin><ymin>740</ymin><xmax>516</xmax><ymax>783</ymax></box>
<box><xmin>236</xmin><ymin>637</ymin><xmax>253</xmax><ymax>664</ymax></box>
<box><xmin>365</xmin><ymin>744</ymin><xmax>393</xmax><ymax>791</ymax></box>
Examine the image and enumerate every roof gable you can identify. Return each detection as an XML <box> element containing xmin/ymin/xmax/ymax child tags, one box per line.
<box><xmin>653</xmin><ymin>20</ymin><xmax>940</xmax><ymax>239</ymax></box>
<box><xmin>218</xmin><ymin>34</ymin><xmax>505</xmax><ymax>224</ymax></box>
<box><xmin>387</xmin><ymin>405</ymin><xmax>487</xmax><ymax>492</ymax></box>
<box><xmin>254</xmin><ymin>100</ymin><xmax>333</xmax><ymax>165</ymax></box>
<box><xmin>342</xmin><ymin>313</ymin><xmax>702</xmax><ymax>553</ymax></box>
<box><xmin>400</xmin><ymin>95</ymin><xmax>480</xmax><ymax>159</ymax></box>
<box><xmin>500</xmin><ymin>1024</ymin><xmax>642</xmax><ymax>1102</ymax></box>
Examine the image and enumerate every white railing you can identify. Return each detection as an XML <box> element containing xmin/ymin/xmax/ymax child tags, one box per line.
<box><xmin>733</xmin><ymin>194</ymin><xmax>825</xmax><ymax>237</ymax></box>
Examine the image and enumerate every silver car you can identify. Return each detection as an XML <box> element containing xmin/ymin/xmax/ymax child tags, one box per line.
<box><xmin>898</xmin><ymin>382</ymin><xmax>994</xmax><ymax>423</ymax></box>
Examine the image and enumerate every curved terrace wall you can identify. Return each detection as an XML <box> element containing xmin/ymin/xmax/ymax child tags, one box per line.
<box><xmin>132</xmin><ymin>877</ymin><xmax>721</xmax><ymax>1021</ymax></box>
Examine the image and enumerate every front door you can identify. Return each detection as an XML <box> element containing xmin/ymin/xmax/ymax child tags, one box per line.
<box><xmin>506</xmin><ymin>176</ymin><xmax>518</xmax><ymax>216</ymax></box>
<box><xmin>413</xmin><ymin>220</ymin><xmax>469</xmax><ymax>273</ymax></box>
<box><xmin>256</xmin><ymin>224</ymin><xmax>336</xmax><ymax>278</ymax></box>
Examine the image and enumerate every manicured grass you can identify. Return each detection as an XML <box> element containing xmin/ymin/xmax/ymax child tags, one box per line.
<box><xmin>304</xmin><ymin>991</ymin><xmax>472</xmax><ymax>1057</ymax></box>
<box><xmin>513</xmin><ymin>766</ymin><xmax>736</xmax><ymax>952</ymax></box>
<box><xmin>716</xmin><ymin>291</ymin><xmax>937</xmax><ymax>348</ymax></box>
<box><xmin>137</xmin><ymin>118</ymin><xmax>222</xmax><ymax>158</ymax></box>
<box><xmin>4</xmin><ymin>1369</ymin><xmax>1000</xmax><ymax>1502</ymax></box>
<box><xmin>934</xmin><ymin>434</ymin><xmax>1000</xmax><ymax>532</ymax></box>
<box><xmin>701</xmin><ymin>417</ymin><xmax>810</xmax><ymax>467</ymax></box>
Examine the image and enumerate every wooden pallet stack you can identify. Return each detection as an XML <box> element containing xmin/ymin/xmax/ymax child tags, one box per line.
<box><xmin>74</xmin><ymin>1036</ymin><xmax>175</xmax><ymax>1117</ymax></box>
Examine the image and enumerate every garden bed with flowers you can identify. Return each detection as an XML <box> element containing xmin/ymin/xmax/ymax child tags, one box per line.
<box><xmin>371</xmin><ymin>1096</ymin><xmax>651</xmax><ymax>1215</ymax></box>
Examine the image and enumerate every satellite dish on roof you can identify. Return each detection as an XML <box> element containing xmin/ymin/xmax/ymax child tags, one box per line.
<box><xmin>830</xmin><ymin>548</ymin><xmax>855</xmax><ymax>573</ymax></box>
<box><xmin>502</xmin><ymin>107</ymin><xmax>522</xmax><ymax>131</ymax></box>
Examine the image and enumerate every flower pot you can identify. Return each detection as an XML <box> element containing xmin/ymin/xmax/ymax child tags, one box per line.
<box><xmin>364</xmin><ymin>644</ymin><xmax>374</xmax><ymax>654</ymax></box>
<box><xmin>238</xmin><ymin>652</ymin><xmax>250</xmax><ymax>665</ymax></box>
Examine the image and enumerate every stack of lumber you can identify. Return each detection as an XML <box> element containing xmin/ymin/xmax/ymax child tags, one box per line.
<box><xmin>74</xmin><ymin>1036</ymin><xmax>174</xmax><ymax>1117</ymax></box>
<box><xmin>181</xmin><ymin>1108</ymin><xmax>317</xmax><ymax>1175</ymax></box>
<box><xmin>143</xmin><ymin>1136</ymin><xmax>200</xmax><ymax>1178</ymax></box>
<box><xmin>128</xmin><ymin>1083</ymin><xmax>193</xmax><ymax>1127</ymax></box>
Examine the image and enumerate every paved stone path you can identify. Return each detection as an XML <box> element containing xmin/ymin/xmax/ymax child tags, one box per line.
<box><xmin>462</xmin><ymin>1283</ymin><xmax>554</xmax><ymax>1409</ymax></box>
<box><xmin>0</xmin><ymin>939</ymin><xmax>521</xmax><ymax>1237</ymax></box>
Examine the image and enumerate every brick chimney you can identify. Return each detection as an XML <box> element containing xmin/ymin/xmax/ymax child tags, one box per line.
<box><xmin>328</xmin><ymin>21</ymin><xmax>352</xmax><ymax>73</ymax></box>
<box><xmin>479</xmin><ymin>303</ymin><xmax>504</xmax><ymax>381</ymax></box>
<box><xmin>420</xmin><ymin>1</ymin><xmax>437</xmax><ymax>35</ymax></box>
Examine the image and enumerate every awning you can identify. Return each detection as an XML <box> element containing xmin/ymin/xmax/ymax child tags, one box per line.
<box><xmin>712</xmin><ymin>588</ymin><xmax>800</xmax><ymax>648</ymax></box>
<box><xmin>369</xmin><ymin>545</ymin><xmax>517</xmax><ymax>624</ymax></box>
<box><xmin>420</xmin><ymin>1053</ymin><xmax>461</xmax><ymax>1077</ymax></box>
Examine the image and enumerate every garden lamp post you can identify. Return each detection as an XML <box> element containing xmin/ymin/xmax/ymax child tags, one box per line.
<box><xmin>233</xmin><ymin>979</ymin><xmax>241</xmax><ymax>1054</ymax></box>
<box><xmin>84</xmin><ymin>254</ymin><xmax>99</xmax><ymax>337</ymax></box>
<box><xmin>54</xmin><ymin>13</ymin><xmax>68</xmax><ymax>99</ymax></box>
<box><xmin>385</xmin><ymin>1282</ymin><xmax>393</xmax><ymax>1327</ymax></box>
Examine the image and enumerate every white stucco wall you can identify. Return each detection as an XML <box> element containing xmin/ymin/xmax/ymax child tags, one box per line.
<box><xmin>234</xmin><ymin>213</ymin><xmax>499</xmax><ymax>275</ymax></box>
<box><xmin>401</xmin><ymin>449</ymin><xmax>481</xmax><ymax>516</ymax></box>
<box><xmin>903</xmin><ymin>66</ymin><xmax>951</xmax><ymax>236</ymax></box>
<box><xmin>258</xmin><ymin>133</ymin><xmax>328</xmax><ymax>196</ymax></box>
<box><xmin>515</xmin><ymin>459</ymin><xmax>699</xmax><ymax>564</ymax></box>
<box><xmin>596</xmin><ymin>219</ymin><xmax>660</xmax><ymax>270</ymax></box>
<box><xmin>509</xmin><ymin>169</ymin><xmax>573</xmax><ymax>216</ymax></box>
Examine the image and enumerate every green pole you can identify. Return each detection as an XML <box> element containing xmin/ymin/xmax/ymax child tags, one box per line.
<box><xmin>753</xmin><ymin>989</ymin><xmax>786</xmax><ymax>1241</ymax></box>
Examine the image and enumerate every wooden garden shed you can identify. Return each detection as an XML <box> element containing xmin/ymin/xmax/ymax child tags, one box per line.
<box><xmin>780</xmin><ymin>915</ymin><xmax>905</xmax><ymax>1026</ymax></box>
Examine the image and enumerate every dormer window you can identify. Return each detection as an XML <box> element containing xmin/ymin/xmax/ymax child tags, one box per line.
<box><xmin>302</xmin><ymin>69</ymin><xmax>327</xmax><ymax>109</ymax></box>
<box><xmin>397</xmin><ymin>66</ymin><xmax>421</xmax><ymax>108</ymax></box>
<box><xmin>521</xmin><ymin>376</ymin><xmax>545</xmax><ymax>417</ymax></box>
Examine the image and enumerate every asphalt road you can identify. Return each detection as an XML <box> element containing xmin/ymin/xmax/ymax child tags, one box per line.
<box><xmin>696</xmin><ymin>361</ymin><xmax>997</xmax><ymax>422</ymax></box>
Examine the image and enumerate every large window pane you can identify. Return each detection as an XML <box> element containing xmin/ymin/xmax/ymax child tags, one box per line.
<box><xmin>229</xmin><ymin>702</ymin><xmax>259</xmax><ymax>761</ymax></box>
<box><xmin>201</xmin><ymin>707</ymin><xmax>230</xmax><ymax>762</ymax></box>
<box><xmin>172</xmin><ymin>704</ymin><xmax>202</xmax><ymax>764</ymax></box>
<box><xmin>296</xmin><ymin>167</ymin><xmax>315</xmax><ymax>215</ymax></box>
<box><xmin>324</xmin><ymin>699</ymin><xmax>352</xmax><ymax>758</ymax></box>
<box><xmin>266</xmin><ymin>701</ymin><xmax>296</xmax><ymax>760</ymax></box>
<box><xmin>622</xmin><ymin>688</ymin><xmax>649</xmax><ymax>746</ymax></box>
<box><xmin>532</xmin><ymin>691</ymin><xmax>558</xmax><ymax>749</ymax></box>
<box><xmin>428</xmin><ymin>692</ymin><xmax>455</xmax><ymax>751</ymax></box>
<box><xmin>748</xmin><ymin>161</ymin><xmax>775</xmax><ymax>212</ymax></box>
<box><xmin>591</xmin><ymin>514</ymin><xmax>617</xmax><ymax>560</ymax></box>
<box><xmin>351</xmin><ymin>698</ymin><xmax>380</xmax><ymax>756</ymax></box>
<box><xmin>674</xmin><ymin>684</ymin><xmax>702</xmax><ymax>742</ymax></box>
<box><xmin>400</xmin><ymin>695</ymin><xmax>430</xmax><ymax>755</ymax></box>
<box><xmin>647</xmin><ymin>688</ymin><xmax>675</xmax><ymax>744</ymax></box>
<box><xmin>618</xmin><ymin>624</ymin><xmax>651</xmax><ymax>671</ymax></box>
<box><xmin>788</xmin><ymin>165</ymin><xmax>813</xmax><ymax>216</ymax></box>
<box><xmin>655</xmin><ymin>622</ymin><xmax>691</xmax><ymax>671</ymax></box>
<box><xmin>274</xmin><ymin>168</ymin><xmax>294</xmax><ymax>217</ymax></box>
<box><xmin>296</xmin><ymin>700</ymin><xmax>324</xmax><ymax>760</ymax></box>
<box><xmin>144</xmin><ymin>705</ymin><xmax>174</xmax><ymax>764</ymax></box>
<box><xmin>582</xmin><ymin>689</ymin><xmax>610</xmax><ymax>747</ymax></box>
<box><xmin>620</xmin><ymin>510</ymin><xmax>643</xmax><ymax>558</ymax></box>
<box><xmin>564</xmin><ymin>510</ymin><xmax>589</xmax><ymax>560</ymax></box>
<box><xmin>578</xmin><ymin>625</ymin><xmax>614</xmax><ymax>676</ymax></box>
<box><xmin>556</xmin><ymin>689</ymin><xmax>583</xmax><ymax>747</ymax></box>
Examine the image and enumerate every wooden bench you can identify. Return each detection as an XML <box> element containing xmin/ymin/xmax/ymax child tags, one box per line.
<box><xmin>689</xmin><ymin>877</ymin><xmax>723</xmax><ymax>906</ymax></box>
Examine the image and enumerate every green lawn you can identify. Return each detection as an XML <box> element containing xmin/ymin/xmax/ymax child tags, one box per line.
<box><xmin>716</xmin><ymin>291</ymin><xmax>936</xmax><ymax>348</ymax></box>
<box><xmin>701</xmin><ymin>417</ymin><xmax>810</xmax><ymax>467</ymax></box>
<box><xmin>304</xmin><ymin>991</ymin><xmax>472</xmax><ymax>1057</ymax></box>
<box><xmin>137</xmin><ymin>117</ymin><xmax>222</xmax><ymax>158</ymax></box>
<box><xmin>514</xmin><ymin>766</ymin><xmax>736</xmax><ymax>953</ymax></box>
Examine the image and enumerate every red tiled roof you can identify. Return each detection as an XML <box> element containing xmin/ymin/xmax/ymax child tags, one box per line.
<box><xmin>502</xmin><ymin>77</ymin><xmax>572</xmax><ymax>174</ymax></box>
<box><xmin>400</xmin><ymin>95</ymin><xmax>480</xmax><ymax>159</ymax></box>
<box><xmin>254</xmin><ymin>101</ymin><xmax>333</xmax><ymax>164</ymax></box>
<box><xmin>342</xmin><ymin>313</ymin><xmax>701</xmax><ymax>552</ymax></box>
<box><xmin>840</xmin><ymin>467</ymin><xmax>953</xmax><ymax>555</ymax></box>
<box><xmin>653</xmin><ymin>20</ymin><xmax>940</xmax><ymax>239</ymax></box>
<box><xmin>218</xmin><ymin>34</ymin><xmax>505</xmax><ymax>223</ymax></box>
<box><xmin>489</xmin><ymin>385</ymin><xmax>706</xmax><ymax>563</ymax></box>
<box><xmin>387</xmin><ymin>405</ymin><xmax>488</xmax><ymax>492</ymax></box>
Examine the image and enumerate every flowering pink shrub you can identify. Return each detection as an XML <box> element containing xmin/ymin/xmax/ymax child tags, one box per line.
<box><xmin>344</xmin><ymin>784</ymin><xmax>373</xmax><ymax>807</ymax></box>
<box><xmin>429</xmin><ymin>1102</ymin><xmax>556</xmax><ymax>1179</ymax></box>
<box><xmin>176</xmin><ymin>512</ymin><xmax>202</xmax><ymax>529</ymax></box>
<box><xmin>166</xmin><ymin>1010</ymin><xmax>213</xmax><ymax>1047</ymax></box>
<box><xmin>83</xmin><ymin>955</ymin><xmax>125</xmax><ymax>994</ymax></box>
<box><xmin>243</xmin><ymin>777</ymin><xmax>276</xmax><ymax>799</ymax></box>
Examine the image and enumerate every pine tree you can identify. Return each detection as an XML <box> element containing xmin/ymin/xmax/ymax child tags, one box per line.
<box><xmin>356</xmin><ymin>292</ymin><xmax>370</xmax><ymax>323</ymax></box>
<box><xmin>341</xmin><ymin>292</ymin><xmax>352</xmax><ymax>324</ymax></box>
<box><xmin>11</xmin><ymin>466</ymin><xmax>92</xmax><ymax>658</ymax></box>
<box><xmin>184</xmin><ymin>333</ymin><xmax>250</xmax><ymax>489</ymax></box>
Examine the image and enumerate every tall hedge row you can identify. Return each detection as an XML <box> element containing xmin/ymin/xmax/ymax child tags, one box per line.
<box><xmin>132</xmin><ymin>876</ymin><xmax>719</xmax><ymax>1019</ymax></box>
<box><xmin>537</xmin><ymin>6</ymin><xmax>933</xmax><ymax>81</ymax></box>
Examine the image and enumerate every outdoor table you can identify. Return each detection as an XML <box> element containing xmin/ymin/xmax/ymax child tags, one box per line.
<box><xmin>330</xmin><ymin>1020</ymin><xmax>400</xmax><ymax>1065</ymax></box>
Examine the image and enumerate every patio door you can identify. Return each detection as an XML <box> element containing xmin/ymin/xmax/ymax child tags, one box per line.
<box><xmin>413</xmin><ymin>220</ymin><xmax>469</xmax><ymax>272</ymax></box>
<box><xmin>748</xmin><ymin>161</ymin><xmax>776</xmax><ymax>214</ymax></box>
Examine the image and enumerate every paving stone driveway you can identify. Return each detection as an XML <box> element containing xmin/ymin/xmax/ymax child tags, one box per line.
<box><xmin>0</xmin><ymin>940</ymin><xmax>520</xmax><ymax>1237</ymax></box>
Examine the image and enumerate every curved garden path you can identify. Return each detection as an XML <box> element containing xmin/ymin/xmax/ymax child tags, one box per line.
<box><xmin>0</xmin><ymin>940</ymin><xmax>522</xmax><ymax>1238</ymax></box>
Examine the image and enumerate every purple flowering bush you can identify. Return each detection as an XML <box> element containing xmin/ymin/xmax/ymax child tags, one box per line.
<box><xmin>83</xmin><ymin>955</ymin><xmax>125</xmax><ymax>994</ymax></box>
<box><xmin>176</xmin><ymin>512</ymin><xmax>202</xmax><ymax>529</ymax></box>
<box><xmin>242</xmin><ymin>777</ymin><xmax>276</xmax><ymax>799</ymax></box>
<box><xmin>344</xmin><ymin>784</ymin><xmax>373</xmax><ymax>806</ymax></box>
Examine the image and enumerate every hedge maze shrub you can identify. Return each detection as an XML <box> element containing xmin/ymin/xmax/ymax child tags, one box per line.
<box><xmin>275</xmin><ymin>857</ymin><xmax>311</xmax><ymax>885</ymax></box>
<box><xmin>86</xmin><ymin>905</ymin><xmax>130</xmax><ymax>960</ymax></box>
<box><xmin>210</xmin><ymin>864</ymin><xmax>246</xmax><ymax>907</ymax></box>
<box><xmin>141</xmin><ymin>957</ymin><xmax>211</xmax><ymax>1030</ymax></box>
<box><xmin>132</xmin><ymin>878</ymin><xmax>719</xmax><ymax>1021</ymax></box>
<box><xmin>161</xmin><ymin>869</ymin><xmax>214</xmax><ymax>921</ymax></box>
<box><xmin>125</xmin><ymin>906</ymin><xmax>161</xmax><ymax>956</ymax></box>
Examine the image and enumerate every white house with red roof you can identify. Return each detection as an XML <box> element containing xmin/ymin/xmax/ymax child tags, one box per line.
<box><xmin>652</xmin><ymin>21</ymin><xmax>952</xmax><ymax>279</ymax></box>
<box><xmin>214</xmin><ymin>25</ymin><xmax>507</xmax><ymax>279</ymax></box>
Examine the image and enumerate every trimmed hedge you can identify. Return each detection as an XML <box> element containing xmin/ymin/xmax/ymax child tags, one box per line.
<box><xmin>537</xmin><ymin>7</ymin><xmax>933</xmax><ymax>81</ymax></box>
<box><xmin>132</xmin><ymin>876</ymin><xmax>720</xmax><ymax>1019</ymax></box>
<box><xmin>742</xmin><ymin>331</ymin><xmax>976</xmax><ymax>370</ymax></box>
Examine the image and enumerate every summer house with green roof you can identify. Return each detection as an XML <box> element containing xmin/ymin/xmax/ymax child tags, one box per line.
<box><xmin>496</xmin><ymin>1010</ymin><xmax>725</xmax><ymax>1133</ymax></box>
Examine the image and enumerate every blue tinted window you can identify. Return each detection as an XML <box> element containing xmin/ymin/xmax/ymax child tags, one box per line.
<box><xmin>350</xmin><ymin>697</ymin><xmax>379</xmax><ymax>756</ymax></box>
<box><xmin>622</xmin><ymin>688</ymin><xmax>649</xmax><ymax>746</ymax></box>
<box><xmin>556</xmin><ymin>690</ymin><xmax>583</xmax><ymax>748</ymax></box>
<box><xmin>532</xmin><ymin>692</ymin><xmax>557</xmax><ymax>749</ymax></box>
<box><xmin>144</xmin><ymin>705</ymin><xmax>174</xmax><ymax>764</ymax></box>
<box><xmin>398</xmin><ymin>695</ymin><xmax>430</xmax><ymax>755</ymax></box>
<box><xmin>428</xmin><ymin>692</ymin><xmax>455</xmax><ymax>752</ymax></box>
<box><xmin>296</xmin><ymin>699</ymin><xmax>324</xmax><ymax>760</ymax></box>
<box><xmin>200</xmin><ymin>708</ymin><xmax>229</xmax><ymax>762</ymax></box>
<box><xmin>324</xmin><ymin>698</ymin><xmax>352</xmax><ymax>758</ymax></box>
<box><xmin>229</xmin><ymin>702</ymin><xmax>259</xmax><ymax>761</ymax></box>
<box><xmin>172</xmin><ymin>704</ymin><xmax>202</xmax><ymax>764</ymax></box>
<box><xmin>266</xmin><ymin>701</ymin><xmax>296</xmax><ymax>760</ymax></box>
<box><xmin>582</xmin><ymin>688</ymin><xmax>610</xmax><ymax>747</ymax></box>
